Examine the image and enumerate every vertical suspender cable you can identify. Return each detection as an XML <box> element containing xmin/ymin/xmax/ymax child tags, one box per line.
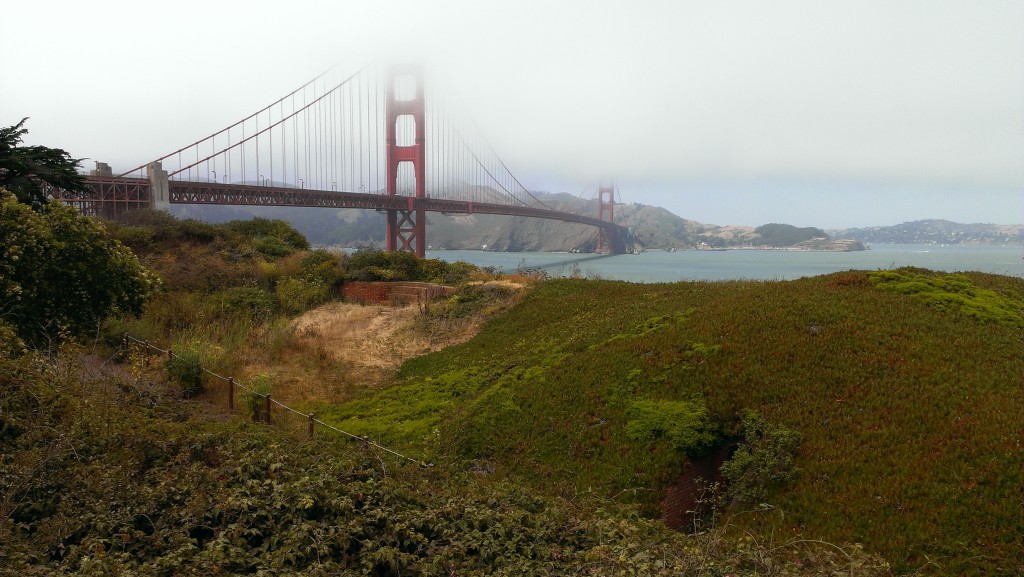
<box><xmin>270</xmin><ymin>107</ymin><xmax>275</xmax><ymax>186</ymax></box>
<box><xmin>255</xmin><ymin>113</ymin><xmax>260</xmax><ymax>185</ymax></box>
<box><xmin>331</xmin><ymin>88</ymin><xmax>336</xmax><ymax>189</ymax></box>
<box><xmin>349</xmin><ymin>79</ymin><xmax>355</xmax><ymax>192</ymax></box>
<box><xmin>360</xmin><ymin>72</ymin><xmax>364</xmax><ymax>191</ymax></box>
<box><xmin>292</xmin><ymin>96</ymin><xmax>298</xmax><ymax>187</ymax></box>
<box><xmin>304</xmin><ymin>87</ymin><xmax>310</xmax><ymax>188</ymax></box>
<box><xmin>280</xmin><ymin>100</ymin><xmax>285</xmax><ymax>187</ymax></box>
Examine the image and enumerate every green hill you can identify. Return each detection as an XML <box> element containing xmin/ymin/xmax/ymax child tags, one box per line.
<box><xmin>5</xmin><ymin>203</ymin><xmax>1021</xmax><ymax>574</ymax></box>
<box><xmin>321</xmin><ymin>269</ymin><xmax>1024</xmax><ymax>574</ymax></box>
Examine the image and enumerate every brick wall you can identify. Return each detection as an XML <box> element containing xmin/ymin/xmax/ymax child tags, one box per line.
<box><xmin>342</xmin><ymin>281</ymin><xmax>454</xmax><ymax>305</ymax></box>
<box><xmin>661</xmin><ymin>441</ymin><xmax>739</xmax><ymax>530</ymax></box>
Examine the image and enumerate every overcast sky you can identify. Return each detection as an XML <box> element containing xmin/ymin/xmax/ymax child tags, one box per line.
<box><xmin>3</xmin><ymin>0</ymin><xmax>1022</xmax><ymax>228</ymax></box>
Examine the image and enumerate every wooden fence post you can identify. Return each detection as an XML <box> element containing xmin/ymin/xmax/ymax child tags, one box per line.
<box><xmin>228</xmin><ymin>377</ymin><xmax>234</xmax><ymax>411</ymax></box>
<box><xmin>264</xmin><ymin>395</ymin><xmax>272</xmax><ymax>425</ymax></box>
<box><xmin>308</xmin><ymin>414</ymin><xmax>315</xmax><ymax>439</ymax></box>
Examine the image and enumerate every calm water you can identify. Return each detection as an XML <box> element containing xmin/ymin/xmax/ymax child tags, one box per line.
<box><xmin>425</xmin><ymin>244</ymin><xmax>1024</xmax><ymax>283</ymax></box>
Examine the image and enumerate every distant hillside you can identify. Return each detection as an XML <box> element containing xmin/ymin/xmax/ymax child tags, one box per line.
<box><xmin>832</xmin><ymin>219</ymin><xmax>1024</xmax><ymax>246</ymax></box>
<box><xmin>171</xmin><ymin>193</ymin><xmax>863</xmax><ymax>251</ymax></box>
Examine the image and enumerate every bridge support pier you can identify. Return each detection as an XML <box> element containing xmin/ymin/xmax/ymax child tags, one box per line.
<box><xmin>386</xmin><ymin>198</ymin><xmax>426</xmax><ymax>255</ymax></box>
<box><xmin>147</xmin><ymin>162</ymin><xmax>170</xmax><ymax>212</ymax></box>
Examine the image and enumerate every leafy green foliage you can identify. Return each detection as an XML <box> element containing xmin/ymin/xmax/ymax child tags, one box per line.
<box><xmin>0</xmin><ymin>118</ymin><xmax>88</xmax><ymax>210</ymax></box>
<box><xmin>299</xmin><ymin>249</ymin><xmax>344</xmax><ymax>286</ymax></box>
<box><xmin>108</xmin><ymin>209</ymin><xmax>221</xmax><ymax>247</ymax></box>
<box><xmin>625</xmin><ymin>399</ymin><xmax>716</xmax><ymax>454</ymax></box>
<box><xmin>345</xmin><ymin>247</ymin><xmax>476</xmax><ymax>284</ymax></box>
<box><xmin>244</xmin><ymin>374</ymin><xmax>273</xmax><ymax>422</ymax></box>
<box><xmin>222</xmin><ymin>216</ymin><xmax>310</xmax><ymax>255</ymax></box>
<box><xmin>869</xmin><ymin>267</ymin><xmax>1024</xmax><ymax>328</ymax></box>
<box><xmin>720</xmin><ymin>410</ymin><xmax>802</xmax><ymax>505</ymax></box>
<box><xmin>275</xmin><ymin>276</ymin><xmax>330</xmax><ymax>314</ymax></box>
<box><xmin>167</xmin><ymin>342</ymin><xmax>204</xmax><ymax>398</ymax></box>
<box><xmin>0</xmin><ymin>189</ymin><xmax>160</xmax><ymax>347</ymax></box>
<box><xmin>217</xmin><ymin>286</ymin><xmax>276</xmax><ymax>320</ymax></box>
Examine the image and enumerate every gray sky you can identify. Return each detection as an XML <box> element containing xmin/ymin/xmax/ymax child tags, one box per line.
<box><xmin>3</xmin><ymin>0</ymin><xmax>1022</xmax><ymax>228</ymax></box>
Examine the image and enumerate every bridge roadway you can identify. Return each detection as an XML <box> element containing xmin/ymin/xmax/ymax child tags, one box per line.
<box><xmin>73</xmin><ymin>176</ymin><xmax>634</xmax><ymax>254</ymax></box>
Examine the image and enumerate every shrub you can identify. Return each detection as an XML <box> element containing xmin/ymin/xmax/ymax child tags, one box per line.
<box><xmin>0</xmin><ymin>189</ymin><xmax>160</xmax><ymax>347</ymax></box>
<box><xmin>253</xmin><ymin>235</ymin><xmax>295</xmax><ymax>257</ymax></box>
<box><xmin>625</xmin><ymin>398</ymin><xmax>716</xmax><ymax>455</ymax></box>
<box><xmin>720</xmin><ymin>410</ymin><xmax>802</xmax><ymax>506</ymax></box>
<box><xmin>275</xmin><ymin>277</ymin><xmax>330</xmax><ymax>314</ymax></box>
<box><xmin>167</xmin><ymin>342</ymin><xmax>203</xmax><ymax>398</ymax></box>
<box><xmin>347</xmin><ymin>248</ymin><xmax>419</xmax><ymax>281</ymax></box>
<box><xmin>223</xmin><ymin>217</ymin><xmax>309</xmax><ymax>253</ymax></box>
<box><xmin>869</xmin><ymin>268</ymin><xmax>1024</xmax><ymax>328</ymax></box>
<box><xmin>111</xmin><ymin>225</ymin><xmax>155</xmax><ymax>251</ymax></box>
<box><xmin>219</xmin><ymin>286</ymin><xmax>276</xmax><ymax>320</ymax></box>
<box><xmin>0</xmin><ymin>320</ymin><xmax>25</xmax><ymax>358</ymax></box>
<box><xmin>299</xmin><ymin>249</ymin><xmax>344</xmax><ymax>286</ymax></box>
<box><xmin>244</xmin><ymin>374</ymin><xmax>273</xmax><ymax>422</ymax></box>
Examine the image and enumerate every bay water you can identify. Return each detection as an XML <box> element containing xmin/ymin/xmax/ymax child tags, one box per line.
<box><xmin>425</xmin><ymin>244</ymin><xmax>1024</xmax><ymax>283</ymax></box>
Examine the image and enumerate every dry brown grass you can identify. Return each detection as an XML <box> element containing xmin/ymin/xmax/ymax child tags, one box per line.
<box><xmin>236</xmin><ymin>299</ymin><xmax>491</xmax><ymax>407</ymax></box>
<box><xmin>467</xmin><ymin>278</ymin><xmax>532</xmax><ymax>289</ymax></box>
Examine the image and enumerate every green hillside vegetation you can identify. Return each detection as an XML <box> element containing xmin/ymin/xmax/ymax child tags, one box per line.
<box><xmin>754</xmin><ymin>223</ymin><xmax>828</xmax><ymax>246</ymax></box>
<box><xmin>97</xmin><ymin>211</ymin><xmax>483</xmax><ymax>388</ymax></box>
<box><xmin>1</xmin><ymin>345</ymin><xmax>893</xmax><ymax>576</ymax></box>
<box><xmin>1</xmin><ymin>208</ymin><xmax>894</xmax><ymax>575</ymax></box>
<box><xmin>321</xmin><ymin>270</ymin><xmax>1024</xmax><ymax>575</ymax></box>
<box><xmin>5</xmin><ymin>198</ymin><xmax>1023</xmax><ymax>575</ymax></box>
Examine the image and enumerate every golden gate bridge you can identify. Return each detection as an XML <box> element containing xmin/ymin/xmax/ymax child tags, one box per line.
<box><xmin>48</xmin><ymin>62</ymin><xmax>635</xmax><ymax>256</ymax></box>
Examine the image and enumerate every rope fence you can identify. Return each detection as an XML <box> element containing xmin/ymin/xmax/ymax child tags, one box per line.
<box><xmin>123</xmin><ymin>334</ymin><xmax>432</xmax><ymax>468</ymax></box>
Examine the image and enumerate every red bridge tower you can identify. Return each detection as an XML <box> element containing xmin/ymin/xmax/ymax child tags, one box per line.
<box><xmin>385</xmin><ymin>64</ymin><xmax>427</xmax><ymax>257</ymax></box>
<box><xmin>596</xmin><ymin>184</ymin><xmax>616</xmax><ymax>253</ymax></box>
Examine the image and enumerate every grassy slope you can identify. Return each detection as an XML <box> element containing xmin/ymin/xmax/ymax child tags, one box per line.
<box><xmin>322</xmin><ymin>270</ymin><xmax>1024</xmax><ymax>575</ymax></box>
<box><xmin>2</xmin><ymin>350</ymin><xmax>891</xmax><ymax>576</ymax></box>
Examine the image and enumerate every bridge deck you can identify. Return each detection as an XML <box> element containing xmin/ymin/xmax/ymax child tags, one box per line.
<box><xmin>54</xmin><ymin>176</ymin><xmax>634</xmax><ymax>253</ymax></box>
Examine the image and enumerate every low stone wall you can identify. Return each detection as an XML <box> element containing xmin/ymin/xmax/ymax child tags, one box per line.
<box><xmin>342</xmin><ymin>281</ymin><xmax>455</xmax><ymax>305</ymax></box>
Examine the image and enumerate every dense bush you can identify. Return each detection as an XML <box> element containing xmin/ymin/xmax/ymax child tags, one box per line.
<box><xmin>218</xmin><ymin>286</ymin><xmax>277</xmax><ymax>320</ymax></box>
<box><xmin>223</xmin><ymin>216</ymin><xmax>309</xmax><ymax>255</ymax></box>
<box><xmin>167</xmin><ymin>342</ymin><xmax>204</xmax><ymax>397</ymax></box>
<box><xmin>720</xmin><ymin>410</ymin><xmax>802</xmax><ymax>506</ymax></box>
<box><xmin>0</xmin><ymin>189</ymin><xmax>160</xmax><ymax>347</ymax></box>
<box><xmin>275</xmin><ymin>276</ymin><xmax>330</xmax><ymax>314</ymax></box>
<box><xmin>299</xmin><ymin>249</ymin><xmax>344</xmax><ymax>286</ymax></box>
<box><xmin>346</xmin><ymin>247</ymin><xmax>422</xmax><ymax>281</ymax></box>
<box><xmin>345</xmin><ymin>247</ymin><xmax>476</xmax><ymax>284</ymax></box>
<box><xmin>625</xmin><ymin>398</ymin><xmax>716</xmax><ymax>455</ymax></box>
<box><xmin>869</xmin><ymin>267</ymin><xmax>1024</xmax><ymax>328</ymax></box>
